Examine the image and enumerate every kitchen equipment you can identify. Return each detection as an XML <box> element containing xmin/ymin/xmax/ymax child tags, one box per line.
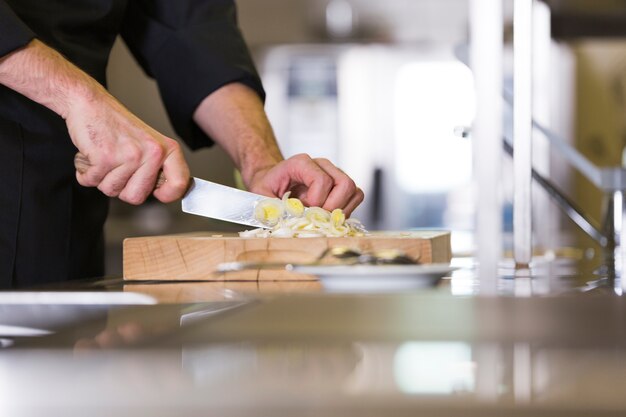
<box><xmin>299</xmin><ymin>263</ymin><xmax>456</xmax><ymax>293</ymax></box>
<box><xmin>122</xmin><ymin>230</ymin><xmax>451</xmax><ymax>281</ymax></box>
<box><xmin>181</xmin><ymin>177</ymin><xmax>268</xmax><ymax>228</ymax></box>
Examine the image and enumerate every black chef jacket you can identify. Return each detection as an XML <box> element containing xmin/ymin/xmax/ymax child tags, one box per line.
<box><xmin>0</xmin><ymin>0</ymin><xmax>264</xmax><ymax>288</ymax></box>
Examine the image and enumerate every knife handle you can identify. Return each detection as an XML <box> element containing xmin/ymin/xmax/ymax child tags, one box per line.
<box><xmin>74</xmin><ymin>153</ymin><xmax>167</xmax><ymax>189</ymax></box>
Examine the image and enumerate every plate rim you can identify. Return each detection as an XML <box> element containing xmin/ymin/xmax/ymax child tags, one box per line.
<box><xmin>291</xmin><ymin>263</ymin><xmax>456</xmax><ymax>277</ymax></box>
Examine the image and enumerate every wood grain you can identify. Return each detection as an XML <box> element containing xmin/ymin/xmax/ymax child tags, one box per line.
<box><xmin>123</xmin><ymin>231</ymin><xmax>451</xmax><ymax>281</ymax></box>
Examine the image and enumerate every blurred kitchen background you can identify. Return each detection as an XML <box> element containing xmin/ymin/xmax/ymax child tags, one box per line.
<box><xmin>104</xmin><ymin>0</ymin><xmax>626</xmax><ymax>276</ymax></box>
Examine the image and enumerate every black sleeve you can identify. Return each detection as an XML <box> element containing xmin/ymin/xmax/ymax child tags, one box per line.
<box><xmin>0</xmin><ymin>1</ymin><xmax>35</xmax><ymax>57</ymax></box>
<box><xmin>120</xmin><ymin>0</ymin><xmax>266</xmax><ymax>150</ymax></box>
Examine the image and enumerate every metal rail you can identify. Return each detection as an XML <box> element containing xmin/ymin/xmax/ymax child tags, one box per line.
<box><xmin>502</xmin><ymin>138</ymin><xmax>607</xmax><ymax>247</ymax></box>
<box><xmin>513</xmin><ymin>0</ymin><xmax>534</xmax><ymax>267</ymax></box>
<box><xmin>466</xmin><ymin>1</ymin><xmax>626</xmax><ymax>291</ymax></box>
<box><xmin>502</xmin><ymin>96</ymin><xmax>626</xmax><ymax>293</ymax></box>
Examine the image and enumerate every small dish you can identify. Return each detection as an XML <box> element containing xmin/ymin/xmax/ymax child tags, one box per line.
<box><xmin>290</xmin><ymin>263</ymin><xmax>455</xmax><ymax>292</ymax></box>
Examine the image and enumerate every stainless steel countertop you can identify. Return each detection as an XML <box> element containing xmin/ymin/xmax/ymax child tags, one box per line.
<box><xmin>0</xmin><ymin>252</ymin><xmax>622</xmax><ymax>416</ymax></box>
<box><xmin>2</xmin><ymin>271</ymin><xmax>626</xmax><ymax>417</ymax></box>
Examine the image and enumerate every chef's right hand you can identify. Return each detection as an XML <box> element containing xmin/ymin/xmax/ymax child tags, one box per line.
<box><xmin>0</xmin><ymin>39</ymin><xmax>188</xmax><ymax>204</ymax></box>
<box><xmin>65</xmin><ymin>90</ymin><xmax>190</xmax><ymax>205</ymax></box>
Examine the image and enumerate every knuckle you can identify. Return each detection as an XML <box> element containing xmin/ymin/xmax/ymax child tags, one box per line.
<box><xmin>96</xmin><ymin>153</ymin><xmax>114</xmax><ymax>170</ymax></box>
<box><xmin>109</xmin><ymin>178</ymin><xmax>126</xmax><ymax>195</ymax></box>
<box><xmin>293</xmin><ymin>153</ymin><xmax>311</xmax><ymax>163</ymax></box>
<box><xmin>170</xmin><ymin>177</ymin><xmax>189</xmax><ymax>193</ymax></box>
<box><xmin>126</xmin><ymin>147</ymin><xmax>142</xmax><ymax>165</ymax></box>
<box><xmin>321</xmin><ymin>174</ymin><xmax>334</xmax><ymax>189</ymax></box>
<box><xmin>145</xmin><ymin>141</ymin><xmax>165</xmax><ymax>161</ymax></box>
<box><xmin>166</xmin><ymin>138</ymin><xmax>181</xmax><ymax>152</ymax></box>
<box><xmin>344</xmin><ymin>179</ymin><xmax>357</xmax><ymax>194</ymax></box>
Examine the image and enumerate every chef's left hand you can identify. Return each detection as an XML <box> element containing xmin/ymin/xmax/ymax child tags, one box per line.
<box><xmin>191</xmin><ymin>84</ymin><xmax>364</xmax><ymax>215</ymax></box>
<box><xmin>246</xmin><ymin>153</ymin><xmax>364</xmax><ymax>217</ymax></box>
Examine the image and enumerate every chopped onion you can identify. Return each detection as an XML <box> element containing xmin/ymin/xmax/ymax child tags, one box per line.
<box><xmin>254</xmin><ymin>198</ymin><xmax>284</xmax><ymax>226</ymax></box>
<box><xmin>331</xmin><ymin>208</ymin><xmax>345</xmax><ymax>227</ymax></box>
<box><xmin>282</xmin><ymin>191</ymin><xmax>305</xmax><ymax>217</ymax></box>
<box><xmin>239</xmin><ymin>228</ymin><xmax>268</xmax><ymax>238</ymax></box>
<box><xmin>305</xmin><ymin>207</ymin><xmax>331</xmax><ymax>227</ymax></box>
<box><xmin>271</xmin><ymin>226</ymin><xmax>296</xmax><ymax>238</ymax></box>
<box><xmin>242</xmin><ymin>194</ymin><xmax>367</xmax><ymax>238</ymax></box>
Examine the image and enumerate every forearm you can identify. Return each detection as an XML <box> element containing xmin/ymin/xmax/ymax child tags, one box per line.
<box><xmin>0</xmin><ymin>39</ymin><xmax>104</xmax><ymax>119</ymax></box>
<box><xmin>192</xmin><ymin>82</ymin><xmax>284</xmax><ymax>187</ymax></box>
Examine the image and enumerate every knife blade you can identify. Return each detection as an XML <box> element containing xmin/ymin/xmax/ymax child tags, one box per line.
<box><xmin>182</xmin><ymin>177</ymin><xmax>268</xmax><ymax>228</ymax></box>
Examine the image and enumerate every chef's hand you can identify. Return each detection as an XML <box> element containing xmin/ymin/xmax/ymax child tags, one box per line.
<box><xmin>66</xmin><ymin>91</ymin><xmax>190</xmax><ymax>205</ymax></box>
<box><xmin>0</xmin><ymin>39</ymin><xmax>189</xmax><ymax>205</ymax></box>
<box><xmin>192</xmin><ymin>83</ymin><xmax>364</xmax><ymax>216</ymax></box>
<box><xmin>246</xmin><ymin>153</ymin><xmax>364</xmax><ymax>217</ymax></box>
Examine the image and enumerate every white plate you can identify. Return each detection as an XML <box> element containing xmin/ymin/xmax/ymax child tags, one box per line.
<box><xmin>291</xmin><ymin>263</ymin><xmax>455</xmax><ymax>292</ymax></box>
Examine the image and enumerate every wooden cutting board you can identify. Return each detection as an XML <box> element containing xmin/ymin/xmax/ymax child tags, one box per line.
<box><xmin>122</xmin><ymin>230</ymin><xmax>451</xmax><ymax>281</ymax></box>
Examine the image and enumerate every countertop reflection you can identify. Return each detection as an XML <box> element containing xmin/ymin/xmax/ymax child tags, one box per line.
<box><xmin>2</xmin><ymin>255</ymin><xmax>625</xmax><ymax>416</ymax></box>
<box><xmin>2</xmin><ymin>291</ymin><xmax>626</xmax><ymax>416</ymax></box>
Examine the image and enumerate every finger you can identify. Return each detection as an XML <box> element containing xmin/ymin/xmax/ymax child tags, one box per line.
<box><xmin>75</xmin><ymin>156</ymin><xmax>110</xmax><ymax>188</ymax></box>
<box><xmin>313</xmin><ymin>158</ymin><xmax>358</xmax><ymax>211</ymax></box>
<box><xmin>342</xmin><ymin>187</ymin><xmax>365</xmax><ymax>217</ymax></box>
<box><xmin>97</xmin><ymin>163</ymin><xmax>137</xmax><ymax>198</ymax></box>
<box><xmin>152</xmin><ymin>147</ymin><xmax>190</xmax><ymax>203</ymax></box>
<box><xmin>286</xmin><ymin>154</ymin><xmax>333</xmax><ymax>207</ymax></box>
<box><xmin>285</xmin><ymin>183</ymin><xmax>308</xmax><ymax>201</ymax></box>
<box><xmin>118</xmin><ymin>160</ymin><xmax>161</xmax><ymax>205</ymax></box>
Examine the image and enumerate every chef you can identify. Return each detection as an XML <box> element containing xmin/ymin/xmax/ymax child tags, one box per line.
<box><xmin>0</xmin><ymin>0</ymin><xmax>364</xmax><ymax>288</ymax></box>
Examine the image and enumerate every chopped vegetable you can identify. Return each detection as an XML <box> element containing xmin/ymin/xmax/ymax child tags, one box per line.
<box><xmin>253</xmin><ymin>198</ymin><xmax>284</xmax><ymax>226</ymax></box>
<box><xmin>283</xmin><ymin>192</ymin><xmax>305</xmax><ymax>217</ymax></box>
<box><xmin>240</xmin><ymin>193</ymin><xmax>368</xmax><ymax>238</ymax></box>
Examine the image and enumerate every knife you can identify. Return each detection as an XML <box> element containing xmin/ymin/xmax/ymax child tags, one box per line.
<box><xmin>182</xmin><ymin>177</ymin><xmax>268</xmax><ymax>228</ymax></box>
<box><xmin>74</xmin><ymin>153</ymin><xmax>268</xmax><ymax>228</ymax></box>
